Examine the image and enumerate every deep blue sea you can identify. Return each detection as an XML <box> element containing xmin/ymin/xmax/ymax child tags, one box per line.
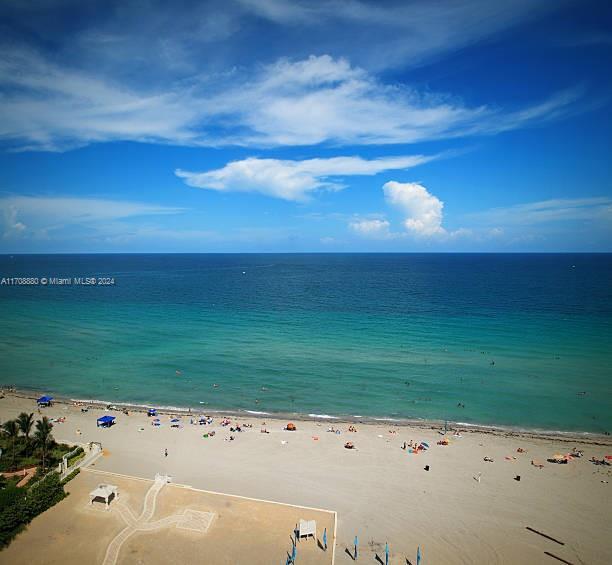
<box><xmin>1</xmin><ymin>254</ymin><xmax>611</xmax><ymax>433</ymax></box>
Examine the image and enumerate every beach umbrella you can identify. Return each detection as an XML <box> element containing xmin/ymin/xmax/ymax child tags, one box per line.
<box><xmin>385</xmin><ymin>542</ymin><xmax>389</xmax><ymax>565</ymax></box>
<box><xmin>323</xmin><ymin>528</ymin><xmax>327</xmax><ymax>550</ymax></box>
<box><xmin>420</xmin><ymin>442</ymin><xmax>430</xmax><ymax>449</ymax></box>
<box><xmin>354</xmin><ymin>535</ymin><xmax>358</xmax><ymax>559</ymax></box>
<box><xmin>417</xmin><ymin>545</ymin><xmax>421</xmax><ymax>565</ymax></box>
<box><xmin>171</xmin><ymin>418</ymin><xmax>180</xmax><ymax>423</ymax></box>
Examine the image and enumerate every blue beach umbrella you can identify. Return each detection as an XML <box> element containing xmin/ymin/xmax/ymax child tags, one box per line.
<box><xmin>417</xmin><ymin>545</ymin><xmax>421</xmax><ymax>565</ymax></box>
<box><xmin>323</xmin><ymin>527</ymin><xmax>327</xmax><ymax>550</ymax></box>
<box><xmin>385</xmin><ymin>542</ymin><xmax>389</xmax><ymax>565</ymax></box>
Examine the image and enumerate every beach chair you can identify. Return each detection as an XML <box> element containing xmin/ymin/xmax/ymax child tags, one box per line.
<box><xmin>298</xmin><ymin>519</ymin><xmax>316</xmax><ymax>541</ymax></box>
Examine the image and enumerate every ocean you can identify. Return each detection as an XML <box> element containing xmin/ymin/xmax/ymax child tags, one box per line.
<box><xmin>1</xmin><ymin>253</ymin><xmax>611</xmax><ymax>433</ymax></box>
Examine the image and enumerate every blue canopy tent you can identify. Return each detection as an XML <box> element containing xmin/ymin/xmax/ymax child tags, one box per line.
<box><xmin>147</xmin><ymin>408</ymin><xmax>157</xmax><ymax>417</ymax></box>
<box><xmin>97</xmin><ymin>415</ymin><xmax>116</xmax><ymax>428</ymax></box>
<box><xmin>37</xmin><ymin>395</ymin><xmax>53</xmax><ymax>406</ymax></box>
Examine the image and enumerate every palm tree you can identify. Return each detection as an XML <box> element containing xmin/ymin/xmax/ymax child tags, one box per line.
<box><xmin>17</xmin><ymin>412</ymin><xmax>34</xmax><ymax>448</ymax></box>
<box><xmin>2</xmin><ymin>419</ymin><xmax>19</xmax><ymax>470</ymax></box>
<box><xmin>33</xmin><ymin>417</ymin><xmax>54</xmax><ymax>472</ymax></box>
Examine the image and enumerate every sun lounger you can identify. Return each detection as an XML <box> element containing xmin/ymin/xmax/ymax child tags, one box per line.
<box><xmin>298</xmin><ymin>519</ymin><xmax>316</xmax><ymax>541</ymax></box>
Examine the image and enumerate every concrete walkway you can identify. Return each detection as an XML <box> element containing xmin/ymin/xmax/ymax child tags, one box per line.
<box><xmin>102</xmin><ymin>474</ymin><xmax>174</xmax><ymax>565</ymax></box>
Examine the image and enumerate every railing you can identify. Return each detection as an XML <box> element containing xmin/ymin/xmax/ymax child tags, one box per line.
<box><xmin>59</xmin><ymin>441</ymin><xmax>103</xmax><ymax>480</ymax></box>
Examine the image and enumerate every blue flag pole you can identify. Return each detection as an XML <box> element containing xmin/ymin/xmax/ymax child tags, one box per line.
<box><xmin>417</xmin><ymin>545</ymin><xmax>421</xmax><ymax>565</ymax></box>
<box><xmin>291</xmin><ymin>543</ymin><xmax>296</xmax><ymax>563</ymax></box>
<box><xmin>354</xmin><ymin>535</ymin><xmax>358</xmax><ymax>559</ymax></box>
<box><xmin>385</xmin><ymin>542</ymin><xmax>389</xmax><ymax>565</ymax></box>
<box><xmin>323</xmin><ymin>527</ymin><xmax>327</xmax><ymax>550</ymax></box>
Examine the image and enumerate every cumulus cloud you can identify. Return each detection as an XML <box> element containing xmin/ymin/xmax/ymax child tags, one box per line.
<box><xmin>0</xmin><ymin>48</ymin><xmax>581</xmax><ymax>151</ymax></box>
<box><xmin>383</xmin><ymin>181</ymin><xmax>447</xmax><ymax>236</ymax></box>
<box><xmin>349</xmin><ymin>218</ymin><xmax>392</xmax><ymax>238</ymax></box>
<box><xmin>351</xmin><ymin>181</ymin><xmax>472</xmax><ymax>240</ymax></box>
<box><xmin>176</xmin><ymin>154</ymin><xmax>433</xmax><ymax>201</ymax></box>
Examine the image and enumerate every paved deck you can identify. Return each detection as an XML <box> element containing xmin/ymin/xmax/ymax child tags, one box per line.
<box><xmin>1</xmin><ymin>469</ymin><xmax>336</xmax><ymax>565</ymax></box>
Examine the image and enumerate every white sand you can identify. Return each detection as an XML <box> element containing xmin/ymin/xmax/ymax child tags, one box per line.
<box><xmin>1</xmin><ymin>393</ymin><xmax>611</xmax><ymax>564</ymax></box>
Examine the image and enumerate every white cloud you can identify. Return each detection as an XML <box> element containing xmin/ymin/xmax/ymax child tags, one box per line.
<box><xmin>471</xmin><ymin>197</ymin><xmax>612</xmax><ymax>226</ymax></box>
<box><xmin>176</xmin><ymin>154</ymin><xmax>433</xmax><ymax>201</ymax></box>
<box><xmin>1</xmin><ymin>1</ymin><xmax>557</xmax><ymax>81</ymax></box>
<box><xmin>0</xmin><ymin>196</ymin><xmax>184</xmax><ymax>239</ymax></box>
<box><xmin>212</xmin><ymin>55</ymin><xmax>581</xmax><ymax>147</ymax></box>
<box><xmin>351</xmin><ymin>181</ymin><xmax>472</xmax><ymax>240</ymax></box>
<box><xmin>0</xmin><ymin>48</ymin><xmax>581</xmax><ymax>151</ymax></box>
<box><xmin>235</xmin><ymin>1</ymin><xmax>554</xmax><ymax>70</ymax></box>
<box><xmin>1</xmin><ymin>205</ymin><xmax>27</xmax><ymax>236</ymax></box>
<box><xmin>349</xmin><ymin>218</ymin><xmax>392</xmax><ymax>238</ymax></box>
<box><xmin>383</xmin><ymin>181</ymin><xmax>447</xmax><ymax>236</ymax></box>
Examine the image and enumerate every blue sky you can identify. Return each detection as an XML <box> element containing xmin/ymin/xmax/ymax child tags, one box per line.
<box><xmin>0</xmin><ymin>0</ymin><xmax>611</xmax><ymax>252</ymax></box>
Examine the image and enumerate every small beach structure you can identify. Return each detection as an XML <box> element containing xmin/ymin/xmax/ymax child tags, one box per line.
<box><xmin>152</xmin><ymin>418</ymin><xmax>161</xmax><ymax>426</ymax></box>
<box><xmin>147</xmin><ymin>408</ymin><xmax>157</xmax><ymax>417</ymax></box>
<box><xmin>170</xmin><ymin>418</ymin><xmax>181</xmax><ymax>428</ymax></box>
<box><xmin>36</xmin><ymin>395</ymin><xmax>53</xmax><ymax>407</ymax></box>
<box><xmin>89</xmin><ymin>483</ymin><xmax>118</xmax><ymax>509</ymax></box>
<box><xmin>96</xmin><ymin>415</ymin><xmax>116</xmax><ymax>428</ymax></box>
<box><xmin>298</xmin><ymin>519</ymin><xmax>316</xmax><ymax>541</ymax></box>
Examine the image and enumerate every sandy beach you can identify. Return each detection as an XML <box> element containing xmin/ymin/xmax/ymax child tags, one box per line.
<box><xmin>1</xmin><ymin>392</ymin><xmax>611</xmax><ymax>564</ymax></box>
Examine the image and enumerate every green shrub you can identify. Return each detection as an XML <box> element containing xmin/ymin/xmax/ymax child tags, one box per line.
<box><xmin>61</xmin><ymin>468</ymin><xmax>80</xmax><ymax>485</ymax></box>
<box><xmin>66</xmin><ymin>451</ymin><xmax>85</xmax><ymax>468</ymax></box>
<box><xmin>0</xmin><ymin>472</ymin><xmax>67</xmax><ymax>548</ymax></box>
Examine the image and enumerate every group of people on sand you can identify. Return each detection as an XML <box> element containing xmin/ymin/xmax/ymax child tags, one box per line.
<box><xmin>401</xmin><ymin>440</ymin><xmax>421</xmax><ymax>450</ymax></box>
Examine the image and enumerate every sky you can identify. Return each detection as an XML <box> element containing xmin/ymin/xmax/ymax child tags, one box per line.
<box><xmin>0</xmin><ymin>0</ymin><xmax>611</xmax><ymax>253</ymax></box>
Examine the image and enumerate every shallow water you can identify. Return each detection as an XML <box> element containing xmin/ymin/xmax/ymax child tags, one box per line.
<box><xmin>1</xmin><ymin>253</ymin><xmax>611</xmax><ymax>432</ymax></box>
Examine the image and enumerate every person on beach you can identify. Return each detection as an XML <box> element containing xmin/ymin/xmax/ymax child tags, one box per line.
<box><xmin>164</xmin><ymin>448</ymin><xmax>168</xmax><ymax>457</ymax></box>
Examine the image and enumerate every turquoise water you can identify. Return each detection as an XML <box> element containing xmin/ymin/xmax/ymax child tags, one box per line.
<box><xmin>1</xmin><ymin>254</ymin><xmax>611</xmax><ymax>432</ymax></box>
